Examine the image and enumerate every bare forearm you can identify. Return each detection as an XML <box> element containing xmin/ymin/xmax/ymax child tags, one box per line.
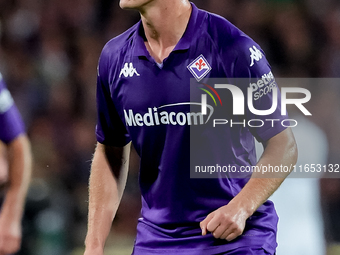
<box><xmin>232</xmin><ymin>128</ymin><xmax>298</xmax><ymax>216</ymax></box>
<box><xmin>85</xmin><ymin>158</ymin><xmax>119</xmax><ymax>250</ymax></box>
<box><xmin>2</xmin><ymin>135</ymin><xmax>32</xmax><ymax>219</ymax></box>
<box><xmin>85</xmin><ymin>142</ymin><xmax>130</xmax><ymax>251</ymax></box>
<box><xmin>200</xmin><ymin>128</ymin><xmax>297</xmax><ymax>240</ymax></box>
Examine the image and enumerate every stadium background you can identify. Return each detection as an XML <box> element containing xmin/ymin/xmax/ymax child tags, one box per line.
<box><xmin>0</xmin><ymin>0</ymin><xmax>339</xmax><ymax>254</ymax></box>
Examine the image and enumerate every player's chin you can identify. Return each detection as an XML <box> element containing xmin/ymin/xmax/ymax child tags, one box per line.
<box><xmin>119</xmin><ymin>0</ymin><xmax>153</xmax><ymax>10</ymax></box>
<box><xmin>119</xmin><ymin>0</ymin><xmax>138</xmax><ymax>10</ymax></box>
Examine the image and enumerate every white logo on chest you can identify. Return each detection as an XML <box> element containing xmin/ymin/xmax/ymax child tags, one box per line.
<box><xmin>119</xmin><ymin>63</ymin><xmax>140</xmax><ymax>78</ymax></box>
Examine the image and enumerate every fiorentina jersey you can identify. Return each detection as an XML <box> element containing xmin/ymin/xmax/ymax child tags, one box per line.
<box><xmin>96</xmin><ymin>3</ymin><xmax>287</xmax><ymax>255</ymax></box>
<box><xmin>0</xmin><ymin>73</ymin><xmax>25</xmax><ymax>144</ymax></box>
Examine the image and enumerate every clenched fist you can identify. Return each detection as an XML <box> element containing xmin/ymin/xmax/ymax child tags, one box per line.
<box><xmin>200</xmin><ymin>201</ymin><xmax>251</xmax><ymax>241</ymax></box>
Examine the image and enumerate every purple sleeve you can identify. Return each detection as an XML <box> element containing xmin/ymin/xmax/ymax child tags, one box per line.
<box><xmin>232</xmin><ymin>36</ymin><xmax>288</xmax><ymax>143</ymax></box>
<box><xmin>0</xmin><ymin>77</ymin><xmax>25</xmax><ymax>144</ymax></box>
<box><xmin>95</xmin><ymin>47</ymin><xmax>131</xmax><ymax>146</ymax></box>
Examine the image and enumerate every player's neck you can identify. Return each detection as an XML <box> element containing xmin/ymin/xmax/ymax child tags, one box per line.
<box><xmin>140</xmin><ymin>0</ymin><xmax>192</xmax><ymax>63</ymax></box>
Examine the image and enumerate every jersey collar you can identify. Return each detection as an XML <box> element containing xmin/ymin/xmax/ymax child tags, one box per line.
<box><xmin>132</xmin><ymin>2</ymin><xmax>200</xmax><ymax>57</ymax></box>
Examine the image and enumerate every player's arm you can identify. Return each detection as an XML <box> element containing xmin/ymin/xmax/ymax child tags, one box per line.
<box><xmin>200</xmin><ymin>127</ymin><xmax>297</xmax><ymax>241</ymax></box>
<box><xmin>84</xmin><ymin>141</ymin><xmax>131</xmax><ymax>255</ymax></box>
<box><xmin>0</xmin><ymin>134</ymin><xmax>32</xmax><ymax>254</ymax></box>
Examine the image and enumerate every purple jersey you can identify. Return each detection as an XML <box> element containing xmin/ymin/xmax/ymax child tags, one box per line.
<box><xmin>0</xmin><ymin>73</ymin><xmax>25</xmax><ymax>143</ymax></box>
<box><xmin>96</xmin><ymin>3</ymin><xmax>286</xmax><ymax>254</ymax></box>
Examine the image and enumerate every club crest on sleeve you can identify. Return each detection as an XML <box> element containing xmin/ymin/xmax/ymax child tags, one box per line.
<box><xmin>187</xmin><ymin>55</ymin><xmax>212</xmax><ymax>81</ymax></box>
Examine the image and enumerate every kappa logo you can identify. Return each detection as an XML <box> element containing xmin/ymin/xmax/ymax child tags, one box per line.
<box><xmin>249</xmin><ymin>46</ymin><xmax>263</xmax><ymax>67</ymax></box>
<box><xmin>187</xmin><ymin>55</ymin><xmax>212</xmax><ymax>81</ymax></box>
<box><xmin>119</xmin><ymin>63</ymin><xmax>140</xmax><ymax>78</ymax></box>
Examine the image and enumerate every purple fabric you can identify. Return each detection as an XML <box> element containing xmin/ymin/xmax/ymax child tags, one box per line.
<box><xmin>95</xmin><ymin>3</ymin><xmax>286</xmax><ymax>254</ymax></box>
<box><xmin>0</xmin><ymin>76</ymin><xmax>25</xmax><ymax>143</ymax></box>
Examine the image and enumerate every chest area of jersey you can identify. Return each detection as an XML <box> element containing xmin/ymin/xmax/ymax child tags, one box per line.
<box><xmin>112</xmin><ymin>53</ymin><xmax>226</xmax><ymax>117</ymax></box>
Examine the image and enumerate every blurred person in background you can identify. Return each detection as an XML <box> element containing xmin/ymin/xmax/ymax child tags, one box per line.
<box><xmin>0</xmin><ymin>72</ymin><xmax>32</xmax><ymax>255</ymax></box>
<box><xmin>84</xmin><ymin>0</ymin><xmax>297</xmax><ymax>254</ymax></box>
<box><xmin>256</xmin><ymin>91</ymin><xmax>328</xmax><ymax>255</ymax></box>
<box><xmin>271</xmin><ymin>114</ymin><xmax>327</xmax><ymax>255</ymax></box>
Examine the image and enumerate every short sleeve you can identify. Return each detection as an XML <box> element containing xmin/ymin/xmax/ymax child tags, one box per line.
<box><xmin>0</xmin><ymin>75</ymin><xmax>25</xmax><ymax>143</ymax></box>
<box><xmin>95</xmin><ymin>48</ymin><xmax>131</xmax><ymax>147</ymax></box>
<box><xmin>232</xmin><ymin>36</ymin><xmax>288</xmax><ymax>143</ymax></box>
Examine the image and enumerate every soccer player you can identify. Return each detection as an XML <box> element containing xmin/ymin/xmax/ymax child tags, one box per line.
<box><xmin>84</xmin><ymin>1</ymin><xmax>298</xmax><ymax>255</ymax></box>
<box><xmin>0</xmin><ymin>72</ymin><xmax>32</xmax><ymax>255</ymax></box>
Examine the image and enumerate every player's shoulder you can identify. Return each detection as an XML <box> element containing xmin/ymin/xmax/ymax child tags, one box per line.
<box><xmin>100</xmin><ymin>22</ymin><xmax>140</xmax><ymax>63</ymax></box>
<box><xmin>203</xmin><ymin>10</ymin><xmax>262</xmax><ymax>60</ymax></box>
<box><xmin>98</xmin><ymin>22</ymin><xmax>140</xmax><ymax>77</ymax></box>
<box><xmin>204</xmin><ymin>12</ymin><xmax>246</xmax><ymax>44</ymax></box>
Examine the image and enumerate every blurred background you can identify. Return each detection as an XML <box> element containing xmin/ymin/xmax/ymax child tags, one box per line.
<box><xmin>0</xmin><ymin>0</ymin><xmax>339</xmax><ymax>254</ymax></box>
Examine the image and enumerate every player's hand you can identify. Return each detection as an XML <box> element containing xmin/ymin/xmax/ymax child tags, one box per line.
<box><xmin>200</xmin><ymin>201</ymin><xmax>250</xmax><ymax>241</ymax></box>
<box><xmin>0</xmin><ymin>214</ymin><xmax>22</xmax><ymax>255</ymax></box>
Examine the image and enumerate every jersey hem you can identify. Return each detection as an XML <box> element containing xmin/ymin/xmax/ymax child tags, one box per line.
<box><xmin>132</xmin><ymin>241</ymin><xmax>275</xmax><ymax>255</ymax></box>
